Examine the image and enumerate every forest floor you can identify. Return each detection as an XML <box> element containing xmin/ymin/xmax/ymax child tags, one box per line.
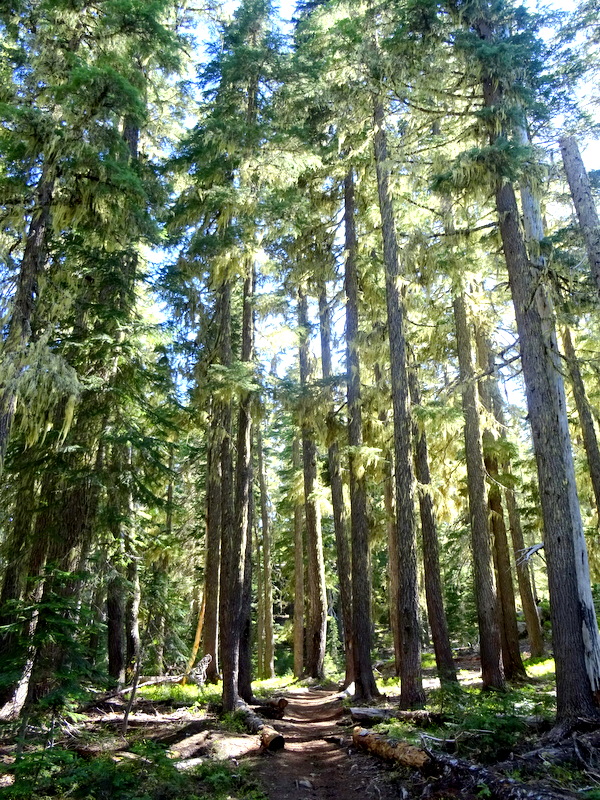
<box><xmin>247</xmin><ymin>687</ymin><xmax>404</xmax><ymax>800</ymax></box>
<box><xmin>1</xmin><ymin>657</ymin><xmax>596</xmax><ymax>800</ymax></box>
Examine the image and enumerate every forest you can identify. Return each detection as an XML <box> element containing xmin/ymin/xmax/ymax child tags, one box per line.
<box><xmin>1</xmin><ymin>0</ymin><xmax>600</xmax><ymax>798</ymax></box>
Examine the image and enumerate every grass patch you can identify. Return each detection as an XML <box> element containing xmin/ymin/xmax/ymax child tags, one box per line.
<box><xmin>523</xmin><ymin>656</ymin><xmax>555</xmax><ymax>679</ymax></box>
<box><xmin>138</xmin><ymin>681</ymin><xmax>222</xmax><ymax>707</ymax></box>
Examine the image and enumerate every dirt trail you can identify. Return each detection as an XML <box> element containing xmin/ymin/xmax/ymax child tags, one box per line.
<box><xmin>249</xmin><ymin>689</ymin><xmax>402</xmax><ymax>800</ymax></box>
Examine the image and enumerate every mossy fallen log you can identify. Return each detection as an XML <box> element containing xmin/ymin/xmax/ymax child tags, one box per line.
<box><xmin>352</xmin><ymin>727</ymin><xmax>576</xmax><ymax>800</ymax></box>
<box><xmin>352</xmin><ymin>726</ymin><xmax>430</xmax><ymax>768</ymax></box>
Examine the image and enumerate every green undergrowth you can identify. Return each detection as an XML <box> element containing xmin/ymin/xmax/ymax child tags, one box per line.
<box><xmin>138</xmin><ymin>681</ymin><xmax>222</xmax><ymax>707</ymax></box>
<box><xmin>373</xmin><ymin>658</ymin><xmax>557</xmax><ymax>765</ymax></box>
<box><xmin>1</xmin><ymin>744</ymin><xmax>266</xmax><ymax>800</ymax></box>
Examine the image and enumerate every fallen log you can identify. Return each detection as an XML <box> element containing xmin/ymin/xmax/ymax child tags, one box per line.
<box><xmin>167</xmin><ymin>731</ymin><xmax>211</xmax><ymax>760</ymax></box>
<box><xmin>352</xmin><ymin>727</ymin><xmax>576</xmax><ymax>800</ymax></box>
<box><xmin>350</xmin><ymin>708</ymin><xmax>445</xmax><ymax>727</ymax></box>
<box><xmin>250</xmin><ymin>697</ymin><xmax>288</xmax><ymax>720</ymax></box>
<box><xmin>352</xmin><ymin>726</ymin><xmax>430</xmax><ymax>768</ymax></box>
<box><xmin>425</xmin><ymin>749</ymin><xmax>577</xmax><ymax>800</ymax></box>
<box><xmin>236</xmin><ymin>702</ymin><xmax>285</xmax><ymax>752</ymax></box>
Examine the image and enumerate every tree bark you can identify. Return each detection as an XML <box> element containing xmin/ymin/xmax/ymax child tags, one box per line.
<box><xmin>408</xmin><ymin>362</ymin><xmax>458</xmax><ymax>685</ymax></box>
<box><xmin>319</xmin><ymin>285</ymin><xmax>354</xmax><ymax>687</ymax></box>
<box><xmin>204</xmin><ymin>405</ymin><xmax>222</xmax><ymax>682</ymax></box>
<box><xmin>453</xmin><ymin>291</ymin><xmax>504</xmax><ymax>690</ymax></box>
<box><xmin>218</xmin><ymin>279</ymin><xmax>239</xmax><ymax>711</ymax></box>
<box><xmin>471</xmin><ymin>16</ymin><xmax>600</xmax><ymax>719</ymax></box>
<box><xmin>344</xmin><ymin>171</ymin><xmax>378</xmax><ymax>700</ymax></box>
<box><xmin>496</xmin><ymin>179</ymin><xmax>600</xmax><ymax>719</ymax></box>
<box><xmin>562</xmin><ymin>326</ymin><xmax>600</xmax><ymax>519</ymax></box>
<box><xmin>238</xmin><ymin>482</ymin><xmax>254</xmax><ymax>704</ymax></box>
<box><xmin>559</xmin><ymin>135</ymin><xmax>600</xmax><ymax>296</ymax></box>
<box><xmin>373</xmin><ymin>100</ymin><xmax>423</xmax><ymax>707</ymax></box>
<box><xmin>298</xmin><ymin>286</ymin><xmax>327</xmax><ymax>679</ymax></box>
<box><xmin>257</xmin><ymin>427</ymin><xmax>275</xmax><ymax>679</ymax></box>
<box><xmin>221</xmin><ymin>268</ymin><xmax>255</xmax><ymax>711</ymax></box>
<box><xmin>293</xmin><ymin>437</ymin><xmax>305</xmax><ymax>678</ymax></box>
<box><xmin>476</xmin><ymin>331</ymin><xmax>526</xmax><ymax>680</ymax></box>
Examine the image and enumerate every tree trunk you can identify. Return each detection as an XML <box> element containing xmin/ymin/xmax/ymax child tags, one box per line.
<box><xmin>293</xmin><ymin>437</ymin><xmax>305</xmax><ymax>678</ymax></box>
<box><xmin>504</xmin><ymin>484</ymin><xmax>545</xmax><ymax>658</ymax></box>
<box><xmin>256</xmin><ymin>523</ymin><xmax>265</xmax><ymax>680</ymax></box>
<box><xmin>373</xmin><ymin>100</ymin><xmax>423</xmax><ymax>707</ymax></box>
<box><xmin>204</xmin><ymin>407</ymin><xmax>222</xmax><ymax>682</ymax></box>
<box><xmin>126</xmin><ymin>554</ymin><xmax>141</xmax><ymax>677</ymax></box>
<box><xmin>344</xmin><ymin>171</ymin><xmax>378</xmax><ymax>700</ymax></box>
<box><xmin>473</xmin><ymin>17</ymin><xmax>600</xmax><ymax>719</ymax></box>
<box><xmin>238</xmin><ymin>484</ymin><xmax>254</xmax><ymax>704</ymax></box>
<box><xmin>408</xmin><ymin>362</ymin><xmax>458</xmax><ymax>685</ymax></box>
<box><xmin>453</xmin><ymin>291</ymin><xmax>504</xmax><ymax>690</ymax></box>
<box><xmin>319</xmin><ymin>286</ymin><xmax>354</xmax><ymax>687</ymax></box>
<box><xmin>298</xmin><ymin>286</ymin><xmax>327</xmax><ymax>680</ymax></box>
<box><xmin>257</xmin><ymin>427</ymin><xmax>275</xmax><ymax>679</ymax></box>
<box><xmin>218</xmin><ymin>279</ymin><xmax>238</xmax><ymax>710</ymax></box>
<box><xmin>221</xmin><ymin>267</ymin><xmax>254</xmax><ymax>711</ymax></box>
<box><xmin>107</xmin><ymin>571</ymin><xmax>127</xmax><ymax>685</ymax></box>
<box><xmin>488</xmin><ymin>475</ymin><xmax>526</xmax><ymax>680</ymax></box>
<box><xmin>495</xmin><ymin>177</ymin><xmax>600</xmax><ymax>720</ymax></box>
<box><xmin>562</xmin><ymin>326</ymin><xmax>600</xmax><ymax>518</ymax></box>
<box><xmin>0</xmin><ymin>478</ymin><xmax>52</xmax><ymax>719</ymax></box>
<box><xmin>476</xmin><ymin>331</ymin><xmax>526</xmax><ymax>681</ymax></box>
<box><xmin>559</xmin><ymin>135</ymin><xmax>600</xmax><ymax>296</ymax></box>
<box><xmin>480</xmin><ymin>333</ymin><xmax>545</xmax><ymax>659</ymax></box>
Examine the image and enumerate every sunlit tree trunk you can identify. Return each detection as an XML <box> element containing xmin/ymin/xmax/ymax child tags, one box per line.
<box><xmin>476</xmin><ymin>331</ymin><xmax>526</xmax><ymax>680</ymax></box>
<box><xmin>373</xmin><ymin>100</ymin><xmax>423</xmax><ymax>707</ymax></box>
<box><xmin>204</xmin><ymin>406</ymin><xmax>222</xmax><ymax>681</ymax></box>
<box><xmin>293</xmin><ymin>437</ymin><xmax>305</xmax><ymax>678</ymax></box>
<box><xmin>319</xmin><ymin>286</ymin><xmax>354</xmax><ymax>687</ymax></box>
<box><xmin>453</xmin><ymin>291</ymin><xmax>504</xmax><ymax>690</ymax></box>
<box><xmin>221</xmin><ymin>267</ymin><xmax>254</xmax><ymax>711</ymax></box>
<box><xmin>344</xmin><ymin>172</ymin><xmax>377</xmax><ymax>700</ymax></box>
<box><xmin>298</xmin><ymin>286</ymin><xmax>327</xmax><ymax>679</ymax></box>
<box><xmin>559</xmin><ymin>135</ymin><xmax>600</xmax><ymax>297</ymax></box>
<box><xmin>562</xmin><ymin>327</ymin><xmax>600</xmax><ymax>519</ymax></box>
<box><xmin>408</xmin><ymin>362</ymin><xmax>457</xmax><ymax>685</ymax></box>
<box><xmin>238</xmin><ymin>483</ymin><xmax>254</xmax><ymax>703</ymax></box>
<box><xmin>469</xmin><ymin>14</ymin><xmax>600</xmax><ymax>719</ymax></box>
<box><xmin>257</xmin><ymin>427</ymin><xmax>274</xmax><ymax>679</ymax></box>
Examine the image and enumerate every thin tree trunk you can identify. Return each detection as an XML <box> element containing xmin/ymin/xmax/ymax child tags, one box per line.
<box><xmin>293</xmin><ymin>437</ymin><xmax>305</xmax><ymax>678</ymax></box>
<box><xmin>562</xmin><ymin>326</ymin><xmax>600</xmax><ymax>518</ymax></box>
<box><xmin>373</xmin><ymin>100</ymin><xmax>423</xmax><ymax>707</ymax></box>
<box><xmin>204</xmin><ymin>407</ymin><xmax>222</xmax><ymax>681</ymax></box>
<box><xmin>476</xmin><ymin>330</ymin><xmax>526</xmax><ymax>680</ymax></box>
<box><xmin>559</xmin><ymin>135</ymin><xmax>600</xmax><ymax>296</ymax></box>
<box><xmin>344</xmin><ymin>172</ymin><xmax>378</xmax><ymax>700</ymax></box>
<box><xmin>487</xmin><ymin>473</ymin><xmax>526</xmax><ymax>680</ymax></box>
<box><xmin>238</xmin><ymin>482</ymin><xmax>254</xmax><ymax>703</ymax></box>
<box><xmin>319</xmin><ymin>286</ymin><xmax>354</xmax><ymax>687</ymax></box>
<box><xmin>298</xmin><ymin>287</ymin><xmax>327</xmax><ymax>680</ymax></box>
<box><xmin>256</xmin><ymin>523</ymin><xmax>265</xmax><ymax>679</ymax></box>
<box><xmin>453</xmin><ymin>291</ymin><xmax>504</xmax><ymax>690</ymax></box>
<box><xmin>408</xmin><ymin>363</ymin><xmax>458</xmax><ymax>685</ymax></box>
<box><xmin>257</xmin><ymin>427</ymin><xmax>275</xmax><ymax>679</ymax></box>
